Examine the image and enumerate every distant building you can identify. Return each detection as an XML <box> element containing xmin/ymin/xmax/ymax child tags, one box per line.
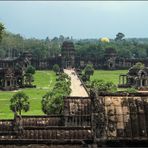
<box><xmin>1</xmin><ymin>41</ymin><xmax>148</xmax><ymax>71</ymax></box>
<box><xmin>118</xmin><ymin>64</ymin><xmax>148</xmax><ymax>88</ymax></box>
<box><xmin>28</xmin><ymin>41</ymin><xmax>148</xmax><ymax>70</ymax></box>
<box><xmin>0</xmin><ymin>52</ymin><xmax>32</xmax><ymax>91</ymax></box>
<box><xmin>104</xmin><ymin>47</ymin><xmax>117</xmax><ymax>69</ymax></box>
<box><xmin>61</xmin><ymin>41</ymin><xmax>75</xmax><ymax>68</ymax></box>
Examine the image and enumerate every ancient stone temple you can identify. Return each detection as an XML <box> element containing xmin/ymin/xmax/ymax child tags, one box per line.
<box><xmin>104</xmin><ymin>47</ymin><xmax>117</xmax><ymax>69</ymax></box>
<box><xmin>1</xmin><ymin>90</ymin><xmax>148</xmax><ymax>147</ymax></box>
<box><xmin>27</xmin><ymin>41</ymin><xmax>148</xmax><ymax>70</ymax></box>
<box><xmin>118</xmin><ymin>64</ymin><xmax>148</xmax><ymax>88</ymax></box>
<box><xmin>0</xmin><ymin>52</ymin><xmax>32</xmax><ymax>90</ymax></box>
<box><xmin>61</xmin><ymin>41</ymin><xmax>75</xmax><ymax>68</ymax></box>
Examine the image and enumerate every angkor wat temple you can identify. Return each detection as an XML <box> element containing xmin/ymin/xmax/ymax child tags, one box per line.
<box><xmin>1</xmin><ymin>41</ymin><xmax>148</xmax><ymax>147</ymax></box>
<box><xmin>1</xmin><ymin>91</ymin><xmax>148</xmax><ymax>147</ymax></box>
<box><xmin>30</xmin><ymin>41</ymin><xmax>148</xmax><ymax>70</ymax></box>
<box><xmin>1</xmin><ymin>41</ymin><xmax>148</xmax><ymax>71</ymax></box>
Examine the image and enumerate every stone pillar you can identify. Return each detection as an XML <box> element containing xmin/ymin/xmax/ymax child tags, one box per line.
<box><xmin>125</xmin><ymin>75</ymin><xmax>127</xmax><ymax>84</ymax></box>
<box><xmin>122</xmin><ymin>76</ymin><xmax>124</xmax><ymax>85</ymax></box>
<box><xmin>140</xmin><ymin>79</ymin><xmax>143</xmax><ymax>87</ymax></box>
<box><xmin>119</xmin><ymin>76</ymin><xmax>121</xmax><ymax>85</ymax></box>
<box><xmin>126</xmin><ymin>76</ymin><xmax>128</xmax><ymax>84</ymax></box>
<box><xmin>4</xmin><ymin>80</ymin><xmax>7</xmax><ymax>87</ymax></box>
<box><xmin>145</xmin><ymin>80</ymin><xmax>148</xmax><ymax>86</ymax></box>
<box><xmin>9</xmin><ymin>79</ymin><xmax>12</xmax><ymax>87</ymax></box>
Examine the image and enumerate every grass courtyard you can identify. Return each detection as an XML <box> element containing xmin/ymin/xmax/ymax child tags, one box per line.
<box><xmin>0</xmin><ymin>71</ymin><xmax>56</xmax><ymax>119</ymax></box>
<box><xmin>91</xmin><ymin>70</ymin><xmax>128</xmax><ymax>85</ymax></box>
<box><xmin>0</xmin><ymin>70</ymin><xmax>127</xmax><ymax>119</ymax></box>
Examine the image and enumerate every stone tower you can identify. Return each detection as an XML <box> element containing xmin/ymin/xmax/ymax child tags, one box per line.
<box><xmin>61</xmin><ymin>41</ymin><xmax>75</xmax><ymax>68</ymax></box>
<box><xmin>104</xmin><ymin>47</ymin><xmax>117</xmax><ymax>69</ymax></box>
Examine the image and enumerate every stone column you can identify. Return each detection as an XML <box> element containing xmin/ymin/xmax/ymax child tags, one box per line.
<box><xmin>126</xmin><ymin>76</ymin><xmax>128</xmax><ymax>85</ymax></box>
<box><xmin>145</xmin><ymin>80</ymin><xmax>148</xmax><ymax>86</ymax></box>
<box><xmin>122</xmin><ymin>76</ymin><xmax>124</xmax><ymax>85</ymax></box>
<box><xmin>140</xmin><ymin>79</ymin><xmax>143</xmax><ymax>87</ymax></box>
<box><xmin>10</xmin><ymin>79</ymin><xmax>12</xmax><ymax>87</ymax></box>
<box><xmin>4</xmin><ymin>80</ymin><xmax>7</xmax><ymax>87</ymax></box>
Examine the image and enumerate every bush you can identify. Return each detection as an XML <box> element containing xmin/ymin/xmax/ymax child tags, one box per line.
<box><xmin>25</xmin><ymin>65</ymin><xmax>35</xmax><ymax>74</ymax></box>
<box><xmin>89</xmin><ymin>79</ymin><xmax>117</xmax><ymax>93</ymax></box>
<box><xmin>81</xmin><ymin>74</ymin><xmax>89</xmax><ymax>82</ymax></box>
<box><xmin>24</xmin><ymin>65</ymin><xmax>36</xmax><ymax>86</ymax></box>
<box><xmin>132</xmin><ymin>62</ymin><xmax>145</xmax><ymax>70</ymax></box>
<box><xmin>41</xmin><ymin>73</ymin><xmax>71</xmax><ymax>115</ymax></box>
<box><xmin>42</xmin><ymin>91</ymin><xmax>64</xmax><ymax>115</ymax></box>
<box><xmin>126</xmin><ymin>87</ymin><xmax>137</xmax><ymax>93</ymax></box>
<box><xmin>83</xmin><ymin>64</ymin><xmax>94</xmax><ymax>81</ymax></box>
<box><xmin>53</xmin><ymin>64</ymin><xmax>60</xmax><ymax>74</ymax></box>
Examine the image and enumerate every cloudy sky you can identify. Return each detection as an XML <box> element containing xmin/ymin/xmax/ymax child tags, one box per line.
<box><xmin>0</xmin><ymin>1</ymin><xmax>148</xmax><ymax>39</ymax></box>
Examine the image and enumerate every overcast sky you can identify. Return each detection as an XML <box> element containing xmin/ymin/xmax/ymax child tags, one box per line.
<box><xmin>0</xmin><ymin>1</ymin><xmax>148</xmax><ymax>39</ymax></box>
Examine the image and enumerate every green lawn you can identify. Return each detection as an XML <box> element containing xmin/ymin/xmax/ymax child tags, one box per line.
<box><xmin>0</xmin><ymin>71</ymin><xmax>56</xmax><ymax>119</ymax></box>
<box><xmin>91</xmin><ymin>70</ymin><xmax>128</xmax><ymax>85</ymax></box>
<box><xmin>0</xmin><ymin>70</ymin><xmax>127</xmax><ymax>119</ymax></box>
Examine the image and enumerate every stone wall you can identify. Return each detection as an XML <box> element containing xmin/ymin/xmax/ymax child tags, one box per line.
<box><xmin>0</xmin><ymin>97</ymin><xmax>93</xmax><ymax>147</ymax></box>
<box><xmin>31</xmin><ymin>57</ymin><xmax>148</xmax><ymax>70</ymax></box>
<box><xmin>91</xmin><ymin>92</ymin><xmax>148</xmax><ymax>141</ymax></box>
<box><xmin>1</xmin><ymin>93</ymin><xmax>148</xmax><ymax>147</ymax></box>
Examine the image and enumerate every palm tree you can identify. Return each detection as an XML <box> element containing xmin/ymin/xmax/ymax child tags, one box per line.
<box><xmin>10</xmin><ymin>91</ymin><xmax>30</xmax><ymax>116</ymax></box>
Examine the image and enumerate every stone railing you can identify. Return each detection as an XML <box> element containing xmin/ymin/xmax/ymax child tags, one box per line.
<box><xmin>21</xmin><ymin>115</ymin><xmax>63</xmax><ymax>127</ymax></box>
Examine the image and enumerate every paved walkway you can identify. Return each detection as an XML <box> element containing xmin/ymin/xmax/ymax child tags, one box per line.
<box><xmin>64</xmin><ymin>69</ymin><xmax>89</xmax><ymax>97</ymax></box>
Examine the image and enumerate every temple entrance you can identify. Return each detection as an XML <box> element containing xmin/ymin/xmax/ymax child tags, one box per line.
<box><xmin>65</xmin><ymin>60</ymin><xmax>72</xmax><ymax>68</ymax></box>
<box><xmin>142</xmin><ymin>80</ymin><xmax>145</xmax><ymax>86</ymax></box>
<box><xmin>64</xmin><ymin>57</ymin><xmax>74</xmax><ymax>68</ymax></box>
<box><xmin>61</xmin><ymin>41</ymin><xmax>75</xmax><ymax>69</ymax></box>
<box><xmin>109</xmin><ymin>63</ymin><xmax>113</xmax><ymax>68</ymax></box>
<box><xmin>142</xmin><ymin>79</ymin><xmax>147</xmax><ymax>87</ymax></box>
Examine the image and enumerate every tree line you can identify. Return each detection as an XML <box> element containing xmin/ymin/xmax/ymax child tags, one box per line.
<box><xmin>1</xmin><ymin>23</ymin><xmax>148</xmax><ymax>60</ymax></box>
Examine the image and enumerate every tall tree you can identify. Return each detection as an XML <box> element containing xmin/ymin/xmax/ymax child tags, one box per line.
<box><xmin>41</xmin><ymin>73</ymin><xmax>71</xmax><ymax>115</ymax></box>
<box><xmin>10</xmin><ymin>91</ymin><xmax>30</xmax><ymax>115</ymax></box>
<box><xmin>115</xmin><ymin>32</ymin><xmax>125</xmax><ymax>41</ymax></box>
<box><xmin>42</xmin><ymin>90</ymin><xmax>64</xmax><ymax>115</ymax></box>
<box><xmin>84</xmin><ymin>64</ymin><xmax>94</xmax><ymax>81</ymax></box>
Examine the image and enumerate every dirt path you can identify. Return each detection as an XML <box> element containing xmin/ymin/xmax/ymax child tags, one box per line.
<box><xmin>64</xmin><ymin>69</ymin><xmax>89</xmax><ymax>97</ymax></box>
